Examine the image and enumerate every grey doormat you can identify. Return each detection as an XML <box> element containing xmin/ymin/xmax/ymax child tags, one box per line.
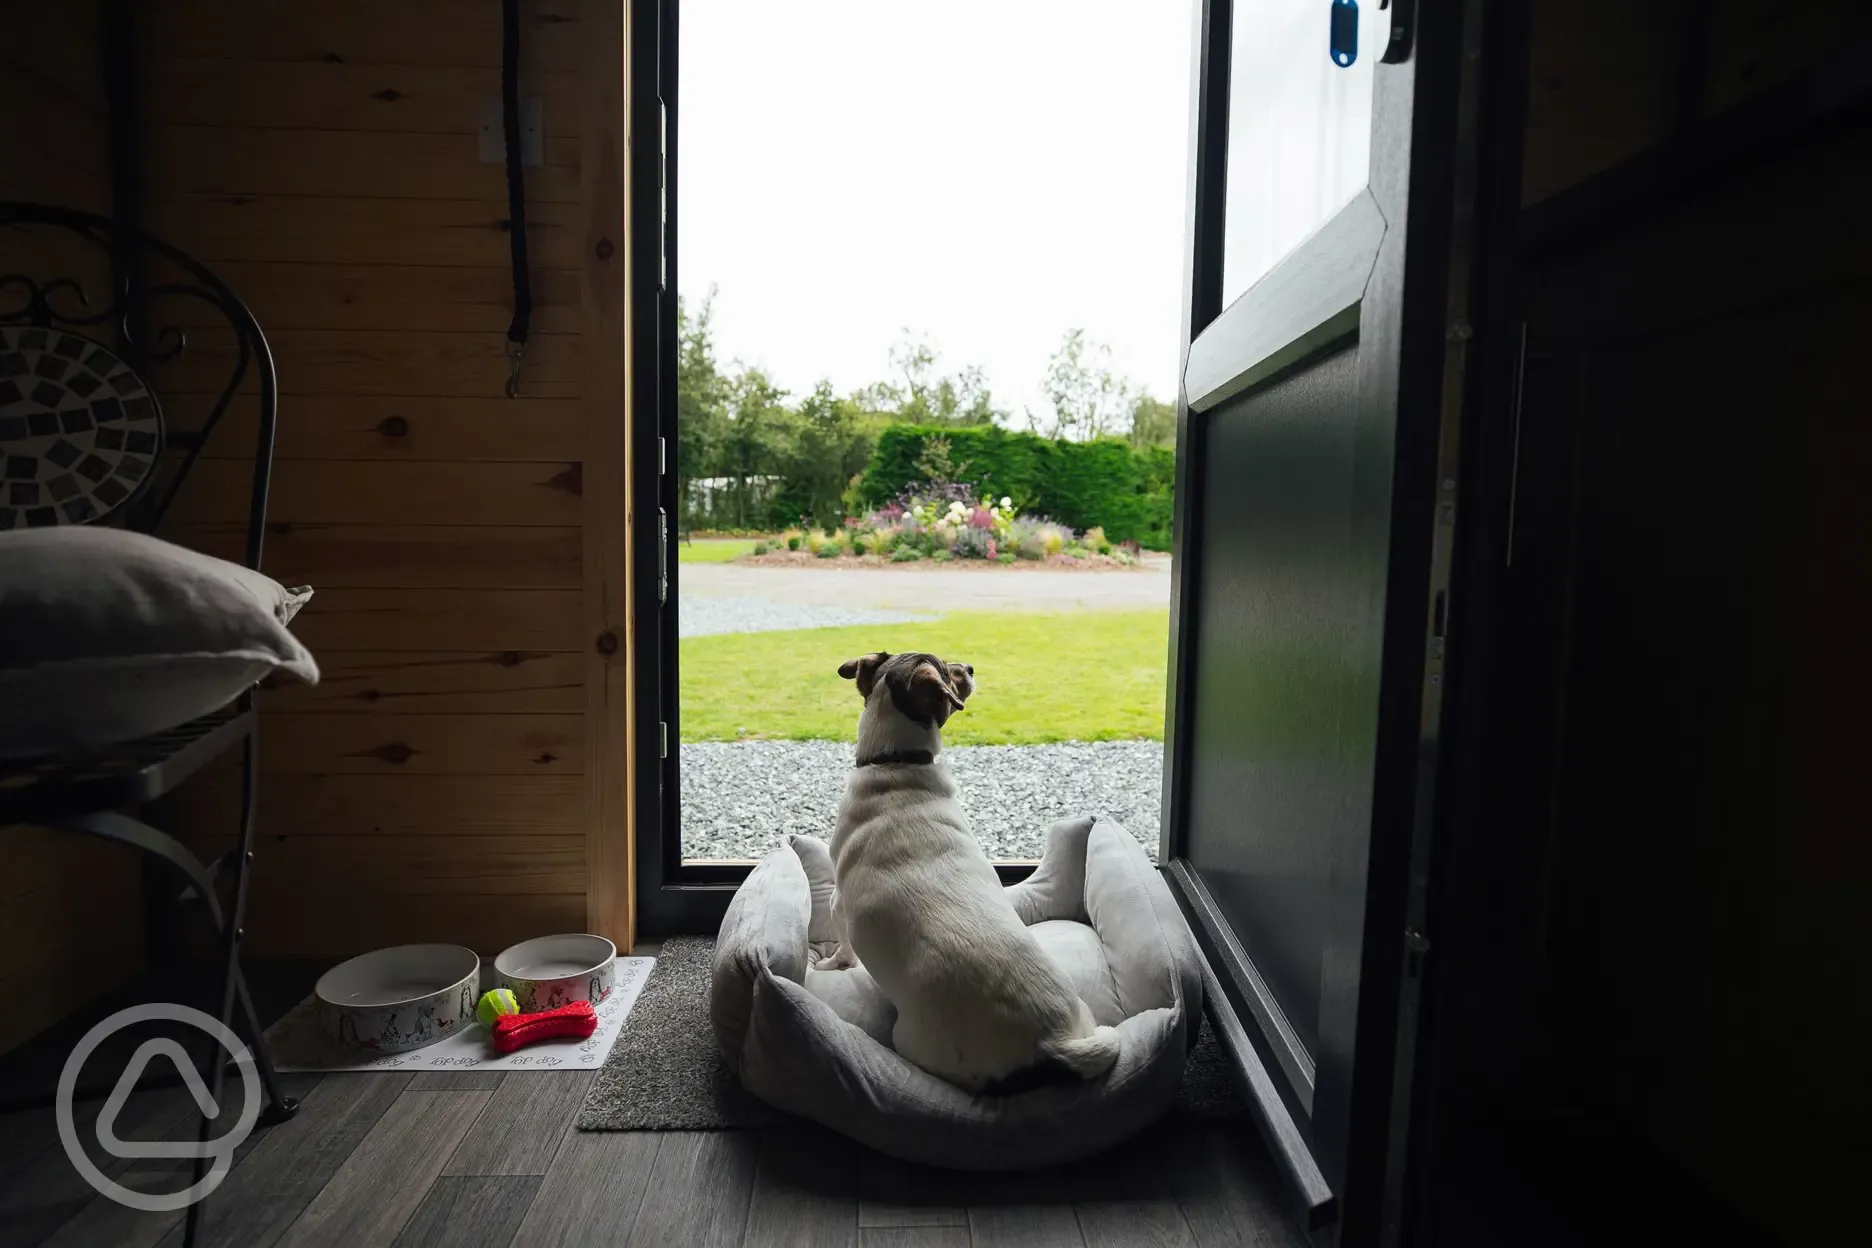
<box><xmin>577</xmin><ymin>936</ymin><xmax>1245</xmax><ymax>1131</ymax></box>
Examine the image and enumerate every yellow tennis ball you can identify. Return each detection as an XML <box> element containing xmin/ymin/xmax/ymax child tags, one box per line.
<box><xmin>477</xmin><ymin>988</ymin><xmax>519</xmax><ymax>1027</ymax></box>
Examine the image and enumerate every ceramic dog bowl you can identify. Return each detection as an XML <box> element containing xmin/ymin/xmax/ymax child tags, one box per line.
<box><xmin>495</xmin><ymin>933</ymin><xmax>616</xmax><ymax>1013</ymax></box>
<box><xmin>316</xmin><ymin>943</ymin><xmax>480</xmax><ymax>1056</ymax></box>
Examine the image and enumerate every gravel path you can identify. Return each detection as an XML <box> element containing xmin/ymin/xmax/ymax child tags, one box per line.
<box><xmin>680</xmin><ymin>596</ymin><xmax>935</xmax><ymax>638</ymax></box>
<box><xmin>679</xmin><ymin>739</ymin><xmax>1164</xmax><ymax>862</ymax></box>
<box><xmin>682</xmin><ymin>560</ymin><xmax>1171</xmax><ymax>613</ymax></box>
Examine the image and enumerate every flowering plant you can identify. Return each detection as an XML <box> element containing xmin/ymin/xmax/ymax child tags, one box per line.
<box><xmin>877</xmin><ymin>484</ymin><xmax>1019</xmax><ymax>558</ymax></box>
<box><xmin>764</xmin><ymin>479</ymin><xmax>1126</xmax><ymax>563</ymax></box>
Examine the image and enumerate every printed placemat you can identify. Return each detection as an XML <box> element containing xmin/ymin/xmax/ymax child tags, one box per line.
<box><xmin>264</xmin><ymin>956</ymin><xmax>655</xmax><ymax>1074</ymax></box>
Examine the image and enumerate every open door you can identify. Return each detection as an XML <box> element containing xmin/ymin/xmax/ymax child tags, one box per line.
<box><xmin>632</xmin><ymin>0</ymin><xmax>1192</xmax><ymax>936</ymax></box>
<box><xmin>1161</xmin><ymin>0</ymin><xmax>1518</xmax><ymax>1241</ymax></box>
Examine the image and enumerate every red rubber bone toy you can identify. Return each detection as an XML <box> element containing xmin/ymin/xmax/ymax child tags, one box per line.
<box><xmin>490</xmin><ymin>1001</ymin><xmax>598</xmax><ymax>1053</ymax></box>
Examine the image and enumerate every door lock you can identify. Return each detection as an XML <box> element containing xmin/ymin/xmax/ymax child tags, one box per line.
<box><xmin>1382</xmin><ymin>0</ymin><xmax>1415</xmax><ymax>62</ymax></box>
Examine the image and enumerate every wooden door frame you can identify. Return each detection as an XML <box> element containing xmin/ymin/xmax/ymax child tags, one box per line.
<box><xmin>582</xmin><ymin>0</ymin><xmax>634</xmax><ymax>950</ymax></box>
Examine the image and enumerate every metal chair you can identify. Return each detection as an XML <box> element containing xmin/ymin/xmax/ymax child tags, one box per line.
<box><xmin>0</xmin><ymin>201</ymin><xmax>300</xmax><ymax>1244</ymax></box>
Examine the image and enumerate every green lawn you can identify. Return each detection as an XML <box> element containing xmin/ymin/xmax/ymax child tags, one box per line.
<box><xmin>680</xmin><ymin>609</ymin><xmax>1168</xmax><ymax>745</ymax></box>
<box><xmin>677</xmin><ymin>539</ymin><xmax>758</xmax><ymax>564</ymax></box>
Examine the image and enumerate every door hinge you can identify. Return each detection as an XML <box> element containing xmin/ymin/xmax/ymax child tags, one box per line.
<box><xmin>1505</xmin><ymin>321</ymin><xmax>1528</xmax><ymax>567</ymax></box>
<box><xmin>1404</xmin><ymin>927</ymin><xmax>1431</xmax><ymax>977</ymax></box>
<box><xmin>659</xmin><ymin>721</ymin><xmax>668</xmax><ymax>759</ymax></box>
<box><xmin>657</xmin><ymin>509</ymin><xmax>668</xmax><ymax>604</ymax></box>
<box><xmin>658</xmin><ymin>435</ymin><xmax>666</xmax><ymax>475</ymax></box>
<box><xmin>657</xmin><ymin>102</ymin><xmax>669</xmax><ymax>291</ymax></box>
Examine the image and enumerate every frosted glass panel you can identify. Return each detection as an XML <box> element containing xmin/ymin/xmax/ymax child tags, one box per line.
<box><xmin>1220</xmin><ymin>0</ymin><xmax>1383</xmax><ymax>305</ymax></box>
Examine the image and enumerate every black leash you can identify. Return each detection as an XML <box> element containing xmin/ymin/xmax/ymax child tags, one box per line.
<box><xmin>501</xmin><ymin>0</ymin><xmax>532</xmax><ymax>398</ymax></box>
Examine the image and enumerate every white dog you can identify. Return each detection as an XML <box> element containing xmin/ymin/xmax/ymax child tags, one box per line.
<box><xmin>815</xmin><ymin>650</ymin><xmax>1121</xmax><ymax>1092</ymax></box>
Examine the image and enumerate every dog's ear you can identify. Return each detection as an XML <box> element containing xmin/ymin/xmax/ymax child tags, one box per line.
<box><xmin>945</xmin><ymin>661</ymin><xmax>975</xmax><ymax>704</ymax></box>
<box><xmin>836</xmin><ymin>652</ymin><xmax>890</xmax><ymax>698</ymax></box>
<box><xmin>908</xmin><ymin>660</ymin><xmax>967</xmax><ymax>715</ymax></box>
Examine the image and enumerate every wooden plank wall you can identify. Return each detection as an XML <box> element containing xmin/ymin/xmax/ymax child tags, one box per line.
<box><xmin>145</xmin><ymin>0</ymin><xmax>632</xmax><ymax>959</ymax></box>
<box><xmin>1521</xmin><ymin>128</ymin><xmax>1871</xmax><ymax>1243</ymax></box>
<box><xmin>1515</xmin><ymin>3</ymin><xmax>1860</xmax><ymax>1235</ymax></box>
<box><xmin>0</xmin><ymin>2</ymin><xmax>150</xmax><ymax>1054</ymax></box>
<box><xmin>1522</xmin><ymin>0</ymin><xmax>1839</xmax><ymax>204</ymax></box>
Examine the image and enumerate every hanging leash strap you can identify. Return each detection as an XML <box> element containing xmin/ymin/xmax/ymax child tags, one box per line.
<box><xmin>501</xmin><ymin>0</ymin><xmax>532</xmax><ymax>398</ymax></box>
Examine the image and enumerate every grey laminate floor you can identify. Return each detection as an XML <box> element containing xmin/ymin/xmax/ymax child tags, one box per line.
<box><xmin>0</xmin><ymin>947</ymin><xmax>1305</xmax><ymax>1248</ymax></box>
<box><xmin>0</xmin><ymin>1074</ymin><xmax>1303</xmax><ymax>1248</ymax></box>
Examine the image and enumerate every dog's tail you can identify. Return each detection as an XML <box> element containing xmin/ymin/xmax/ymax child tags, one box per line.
<box><xmin>1040</xmin><ymin>1021</ymin><xmax>1123</xmax><ymax>1080</ymax></box>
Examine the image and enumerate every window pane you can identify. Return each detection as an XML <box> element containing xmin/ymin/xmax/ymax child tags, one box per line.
<box><xmin>1220</xmin><ymin>0</ymin><xmax>1383</xmax><ymax>305</ymax></box>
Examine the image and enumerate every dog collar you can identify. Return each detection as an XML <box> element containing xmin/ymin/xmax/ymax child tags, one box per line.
<box><xmin>856</xmin><ymin>749</ymin><xmax>936</xmax><ymax>767</ymax></box>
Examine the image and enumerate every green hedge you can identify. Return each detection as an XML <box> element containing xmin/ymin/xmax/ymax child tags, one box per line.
<box><xmin>859</xmin><ymin>425</ymin><xmax>1174</xmax><ymax>549</ymax></box>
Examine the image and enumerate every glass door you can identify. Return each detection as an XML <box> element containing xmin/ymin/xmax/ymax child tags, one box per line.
<box><xmin>1161</xmin><ymin>0</ymin><xmax>1506</xmax><ymax>1237</ymax></box>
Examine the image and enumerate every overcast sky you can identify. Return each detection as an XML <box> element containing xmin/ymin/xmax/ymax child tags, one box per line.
<box><xmin>678</xmin><ymin>1</ymin><xmax>1194</xmax><ymax>420</ymax></box>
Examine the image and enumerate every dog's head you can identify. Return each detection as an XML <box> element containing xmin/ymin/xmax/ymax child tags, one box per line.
<box><xmin>837</xmin><ymin>650</ymin><xmax>974</xmax><ymax>729</ymax></box>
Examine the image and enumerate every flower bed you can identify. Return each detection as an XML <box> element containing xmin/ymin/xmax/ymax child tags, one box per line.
<box><xmin>742</xmin><ymin>482</ymin><xmax>1146</xmax><ymax>568</ymax></box>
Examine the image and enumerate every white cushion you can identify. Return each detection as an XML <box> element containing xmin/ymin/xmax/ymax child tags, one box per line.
<box><xmin>0</xmin><ymin>527</ymin><xmax>318</xmax><ymax>758</ymax></box>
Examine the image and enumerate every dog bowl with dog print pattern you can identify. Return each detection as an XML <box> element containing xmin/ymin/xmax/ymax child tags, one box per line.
<box><xmin>315</xmin><ymin>943</ymin><xmax>480</xmax><ymax>1056</ymax></box>
<box><xmin>494</xmin><ymin>933</ymin><xmax>616</xmax><ymax>1014</ymax></box>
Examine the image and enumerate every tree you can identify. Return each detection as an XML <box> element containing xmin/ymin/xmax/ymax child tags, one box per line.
<box><xmin>676</xmin><ymin>288</ymin><xmax>730</xmax><ymax>517</ymax></box>
<box><xmin>1034</xmin><ymin>328</ymin><xmax>1137</xmax><ymax>441</ymax></box>
<box><xmin>1129</xmin><ymin>394</ymin><xmax>1177</xmax><ymax>449</ymax></box>
<box><xmin>778</xmin><ymin>381</ymin><xmax>878</xmax><ymax>528</ymax></box>
<box><xmin>673</xmin><ymin>286</ymin><xmax>1175</xmax><ymax>530</ymax></box>
<box><xmin>722</xmin><ymin>368</ymin><xmax>788</xmax><ymax>528</ymax></box>
<box><xmin>913</xmin><ymin>432</ymin><xmax>961</xmax><ymax>486</ymax></box>
<box><xmin>929</xmin><ymin>362</ymin><xmax>1000</xmax><ymax>427</ymax></box>
<box><xmin>855</xmin><ymin>332</ymin><xmax>1003</xmax><ymax>428</ymax></box>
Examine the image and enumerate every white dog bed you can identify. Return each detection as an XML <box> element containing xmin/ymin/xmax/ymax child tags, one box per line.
<box><xmin>710</xmin><ymin>815</ymin><xmax>1203</xmax><ymax>1170</ymax></box>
